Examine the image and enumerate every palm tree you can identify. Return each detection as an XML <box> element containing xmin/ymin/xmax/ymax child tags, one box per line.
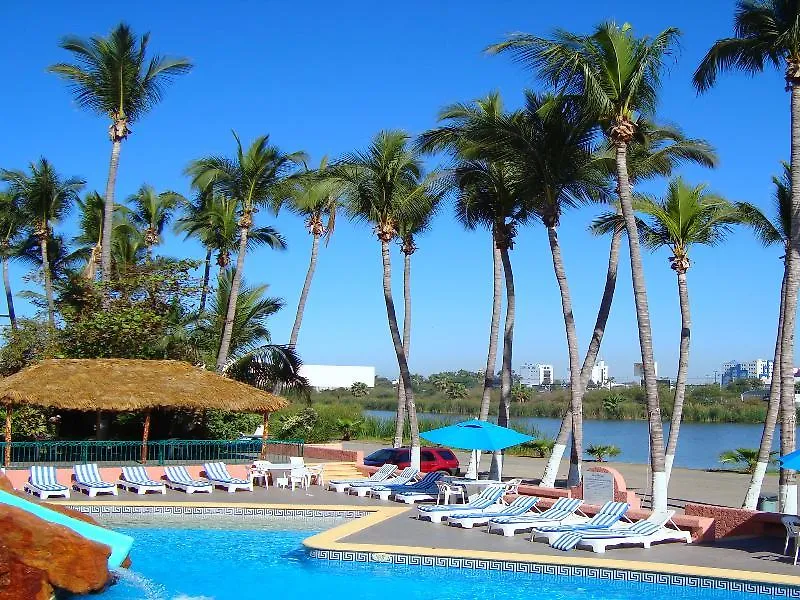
<box><xmin>490</xmin><ymin>22</ymin><xmax>680</xmax><ymax>511</ymax></box>
<box><xmin>596</xmin><ymin>178</ymin><xmax>736</xmax><ymax>483</ymax></box>
<box><xmin>737</xmin><ymin>163</ymin><xmax>792</xmax><ymax>508</ymax></box>
<box><xmin>2</xmin><ymin>159</ymin><xmax>83</xmax><ymax>327</ymax></box>
<box><xmin>479</xmin><ymin>93</ymin><xmax>609</xmax><ymax>485</ymax></box>
<box><xmin>49</xmin><ymin>23</ymin><xmax>191</xmax><ymax>286</ymax></box>
<box><xmin>720</xmin><ymin>448</ymin><xmax>778</xmax><ymax>474</ymax></box>
<box><xmin>418</xmin><ymin>93</ymin><xmax>516</xmax><ymax>475</ymax></box>
<box><xmin>187</xmin><ymin>132</ymin><xmax>304</xmax><ymax>372</ymax></box>
<box><xmin>693</xmin><ymin>0</ymin><xmax>800</xmax><ymax>514</ymax></box>
<box><xmin>0</xmin><ymin>191</ymin><xmax>28</xmax><ymax>329</ymax></box>
<box><xmin>174</xmin><ymin>191</ymin><xmax>215</xmax><ymax>312</ymax></box>
<box><xmin>337</xmin><ymin>130</ymin><xmax>442</xmax><ymax>470</ymax></box>
<box><xmin>541</xmin><ymin>121</ymin><xmax>718</xmax><ymax>486</ymax></box>
<box><xmin>128</xmin><ymin>185</ymin><xmax>184</xmax><ymax>258</ymax></box>
<box><xmin>393</xmin><ymin>190</ymin><xmax>441</xmax><ymax>446</ymax></box>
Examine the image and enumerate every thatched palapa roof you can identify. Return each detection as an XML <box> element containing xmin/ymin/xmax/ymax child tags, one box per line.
<box><xmin>0</xmin><ymin>359</ymin><xmax>288</xmax><ymax>413</ymax></box>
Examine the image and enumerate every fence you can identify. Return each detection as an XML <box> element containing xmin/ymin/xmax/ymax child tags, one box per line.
<box><xmin>0</xmin><ymin>438</ymin><xmax>304</xmax><ymax>468</ymax></box>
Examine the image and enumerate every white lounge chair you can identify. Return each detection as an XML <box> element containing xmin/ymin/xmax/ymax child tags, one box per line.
<box><xmin>417</xmin><ymin>484</ymin><xmax>507</xmax><ymax>523</ymax></box>
<box><xmin>164</xmin><ymin>466</ymin><xmax>213</xmax><ymax>494</ymax></box>
<box><xmin>348</xmin><ymin>467</ymin><xmax>418</xmax><ymax>497</ymax></box>
<box><xmin>551</xmin><ymin>510</ymin><xmax>691</xmax><ymax>553</ymax></box>
<box><xmin>328</xmin><ymin>464</ymin><xmax>397</xmax><ymax>493</ymax></box>
<box><xmin>447</xmin><ymin>495</ymin><xmax>540</xmax><ymax>529</ymax></box>
<box><xmin>24</xmin><ymin>465</ymin><xmax>70</xmax><ymax>499</ymax></box>
<box><xmin>530</xmin><ymin>501</ymin><xmax>631</xmax><ymax>544</ymax></box>
<box><xmin>72</xmin><ymin>464</ymin><xmax>118</xmax><ymax>497</ymax></box>
<box><xmin>118</xmin><ymin>466</ymin><xmax>167</xmax><ymax>495</ymax></box>
<box><xmin>203</xmin><ymin>462</ymin><xmax>253</xmax><ymax>492</ymax></box>
<box><xmin>487</xmin><ymin>497</ymin><xmax>584</xmax><ymax>537</ymax></box>
<box><xmin>389</xmin><ymin>472</ymin><xmax>447</xmax><ymax>504</ymax></box>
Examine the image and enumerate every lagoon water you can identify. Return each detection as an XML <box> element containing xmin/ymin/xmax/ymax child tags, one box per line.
<box><xmin>364</xmin><ymin>410</ymin><xmax>789</xmax><ymax>470</ymax></box>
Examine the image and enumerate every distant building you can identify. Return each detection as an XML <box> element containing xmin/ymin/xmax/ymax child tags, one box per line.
<box><xmin>589</xmin><ymin>360</ymin><xmax>609</xmax><ymax>386</ymax></box>
<box><xmin>520</xmin><ymin>363</ymin><xmax>554</xmax><ymax>387</ymax></box>
<box><xmin>721</xmin><ymin>359</ymin><xmax>773</xmax><ymax>385</ymax></box>
<box><xmin>633</xmin><ymin>362</ymin><xmax>658</xmax><ymax>378</ymax></box>
<box><xmin>298</xmin><ymin>365</ymin><xmax>376</xmax><ymax>390</ymax></box>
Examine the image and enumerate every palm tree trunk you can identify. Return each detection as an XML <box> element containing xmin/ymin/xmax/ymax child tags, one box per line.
<box><xmin>381</xmin><ymin>240</ymin><xmax>419</xmax><ymax>468</ymax></box>
<box><xmin>743</xmin><ymin>265</ymin><xmax>786</xmax><ymax>509</ymax></box>
<box><xmin>541</xmin><ymin>222</ymin><xmax>622</xmax><ymax>487</ymax></box>
<box><xmin>101</xmin><ymin>139</ymin><xmax>122</xmax><ymax>286</ymax></box>
<box><xmin>467</xmin><ymin>237</ymin><xmax>503</xmax><ymax>478</ymax></box>
<box><xmin>215</xmin><ymin>221</ymin><xmax>250</xmax><ymax>372</ymax></box>
<box><xmin>780</xmin><ymin>83</ymin><xmax>800</xmax><ymax>515</ymax></box>
<box><xmin>2</xmin><ymin>254</ymin><xmax>17</xmax><ymax>330</ymax></box>
<box><xmin>547</xmin><ymin>225</ymin><xmax>584</xmax><ymax>486</ymax></box>
<box><xmin>289</xmin><ymin>233</ymin><xmax>321</xmax><ymax>348</ymax></box>
<box><xmin>40</xmin><ymin>233</ymin><xmax>55</xmax><ymax>328</ymax></box>
<box><xmin>199</xmin><ymin>248</ymin><xmax>212</xmax><ymax>313</ymax></box>
<box><xmin>490</xmin><ymin>244</ymin><xmax>514</xmax><ymax>480</ymax></box>
<box><xmin>665</xmin><ymin>270</ymin><xmax>691</xmax><ymax>482</ymax></box>
<box><xmin>616</xmin><ymin>142</ymin><xmax>667</xmax><ymax>512</ymax></box>
<box><xmin>393</xmin><ymin>251</ymin><xmax>412</xmax><ymax>448</ymax></box>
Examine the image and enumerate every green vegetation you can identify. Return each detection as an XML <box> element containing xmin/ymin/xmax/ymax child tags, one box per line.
<box><xmin>586</xmin><ymin>444</ymin><xmax>622</xmax><ymax>462</ymax></box>
<box><xmin>719</xmin><ymin>448</ymin><xmax>778</xmax><ymax>474</ymax></box>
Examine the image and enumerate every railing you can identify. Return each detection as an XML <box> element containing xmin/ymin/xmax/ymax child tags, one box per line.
<box><xmin>0</xmin><ymin>438</ymin><xmax>304</xmax><ymax>468</ymax></box>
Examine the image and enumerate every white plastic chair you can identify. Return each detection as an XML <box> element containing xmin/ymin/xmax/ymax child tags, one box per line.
<box><xmin>277</xmin><ymin>467</ymin><xmax>310</xmax><ymax>491</ymax></box>
<box><xmin>306</xmin><ymin>464</ymin><xmax>324</xmax><ymax>486</ymax></box>
<box><xmin>782</xmin><ymin>515</ymin><xmax>800</xmax><ymax>565</ymax></box>
<box><xmin>289</xmin><ymin>457</ymin><xmax>305</xmax><ymax>468</ymax></box>
<box><xmin>504</xmin><ymin>478</ymin><xmax>523</xmax><ymax>495</ymax></box>
<box><xmin>436</xmin><ymin>480</ymin><xmax>467</xmax><ymax>505</ymax></box>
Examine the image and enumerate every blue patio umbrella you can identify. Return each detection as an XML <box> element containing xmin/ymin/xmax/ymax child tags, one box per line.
<box><xmin>779</xmin><ymin>449</ymin><xmax>800</xmax><ymax>470</ymax></box>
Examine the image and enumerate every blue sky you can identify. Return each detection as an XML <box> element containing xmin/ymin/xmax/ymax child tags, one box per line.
<box><xmin>0</xmin><ymin>1</ymin><xmax>790</xmax><ymax>381</ymax></box>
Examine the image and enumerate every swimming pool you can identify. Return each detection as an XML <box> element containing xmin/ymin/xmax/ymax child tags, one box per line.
<box><xmin>94</xmin><ymin>518</ymin><xmax>788</xmax><ymax>600</ymax></box>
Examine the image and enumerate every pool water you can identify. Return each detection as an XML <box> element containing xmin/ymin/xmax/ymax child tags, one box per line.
<box><xmin>94</xmin><ymin>519</ymin><xmax>786</xmax><ymax>600</ymax></box>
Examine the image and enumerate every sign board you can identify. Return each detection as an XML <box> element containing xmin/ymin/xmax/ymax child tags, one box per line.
<box><xmin>583</xmin><ymin>470</ymin><xmax>615</xmax><ymax>505</ymax></box>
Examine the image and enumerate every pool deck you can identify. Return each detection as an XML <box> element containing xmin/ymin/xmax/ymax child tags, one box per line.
<box><xmin>57</xmin><ymin>485</ymin><xmax>800</xmax><ymax>590</ymax></box>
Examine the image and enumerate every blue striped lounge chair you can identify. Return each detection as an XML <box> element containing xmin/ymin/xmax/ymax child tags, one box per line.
<box><xmin>447</xmin><ymin>495</ymin><xmax>540</xmax><ymax>529</ymax></box>
<box><xmin>487</xmin><ymin>497</ymin><xmax>584</xmax><ymax>537</ymax></box>
<box><xmin>328</xmin><ymin>464</ymin><xmax>397</xmax><ymax>493</ymax></box>
<box><xmin>164</xmin><ymin>466</ymin><xmax>212</xmax><ymax>494</ymax></box>
<box><xmin>369</xmin><ymin>470</ymin><xmax>437</xmax><ymax>501</ymax></box>
<box><xmin>203</xmin><ymin>462</ymin><xmax>253</xmax><ymax>493</ymax></box>
<box><xmin>551</xmin><ymin>510</ymin><xmax>692</xmax><ymax>553</ymax></box>
<box><xmin>118</xmin><ymin>466</ymin><xmax>167</xmax><ymax>495</ymax></box>
<box><xmin>417</xmin><ymin>484</ymin><xmax>507</xmax><ymax>523</ymax></box>
<box><xmin>24</xmin><ymin>465</ymin><xmax>70</xmax><ymax>499</ymax></box>
<box><xmin>72</xmin><ymin>463</ymin><xmax>118</xmax><ymax>497</ymax></box>
<box><xmin>390</xmin><ymin>472</ymin><xmax>447</xmax><ymax>504</ymax></box>
<box><xmin>348</xmin><ymin>467</ymin><xmax>418</xmax><ymax>497</ymax></box>
<box><xmin>530</xmin><ymin>501</ymin><xmax>631</xmax><ymax>544</ymax></box>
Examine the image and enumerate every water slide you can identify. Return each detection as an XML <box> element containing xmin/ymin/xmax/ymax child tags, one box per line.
<box><xmin>0</xmin><ymin>489</ymin><xmax>134</xmax><ymax>568</ymax></box>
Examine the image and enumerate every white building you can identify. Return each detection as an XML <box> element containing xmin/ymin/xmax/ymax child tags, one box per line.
<box><xmin>298</xmin><ymin>365</ymin><xmax>376</xmax><ymax>390</ymax></box>
<box><xmin>590</xmin><ymin>360</ymin><xmax>609</xmax><ymax>386</ymax></box>
<box><xmin>721</xmin><ymin>359</ymin><xmax>773</xmax><ymax>385</ymax></box>
<box><xmin>520</xmin><ymin>363</ymin><xmax>554</xmax><ymax>387</ymax></box>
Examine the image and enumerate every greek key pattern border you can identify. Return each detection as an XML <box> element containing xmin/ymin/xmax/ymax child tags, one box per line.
<box><xmin>65</xmin><ymin>504</ymin><xmax>369</xmax><ymax>520</ymax></box>
<box><xmin>307</xmin><ymin>549</ymin><xmax>800</xmax><ymax>598</ymax></box>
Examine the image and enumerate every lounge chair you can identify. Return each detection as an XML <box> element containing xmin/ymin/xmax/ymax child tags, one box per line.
<box><xmin>530</xmin><ymin>501</ymin><xmax>631</xmax><ymax>544</ymax></box>
<box><xmin>417</xmin><ymin>484</ymin><xmax>507</xmax><ymax>523</ymax></box>
<box><xmin>447</xmin><ymin>495</ymin><xmax>540</xmax><ymax>529</ymax></box>
<box><xmin>391</xmin><ymin>472</ymin><xmax>449</xmax><ymax>504</ymax></box>
<box><xmin>328</xmin><ymin>464</ymin><xmax>397</xmax><ymax>493</ymax></box>
<box><xmin>551</xmin><ymin>510</ymin><xmax>692</xmax><ymax>553</ymax></box>
<box><xmin>348</xmin><ymin>467</ymin><xmax>418</xmax><ymax>497</ymax></box>
<box><xmin>24</xmin><ymin>465</ymin><xmax>70</xmax><ymax>499</ymax></box>
<box><xmin>370</xmin><ymin>471</ymin><xmax>439</xmax><ymax>501</ymax></box>
<box><xmin>118</xmin><ymin>466</ymin><xmax>167</xmax><ymax>495</ymax></box>
<box><xmin>203</xmin><ymin>462</ymin><xmax>253</xmax><ymax>493</ymax></box>
<box><xmin>164</xmin><ymin>466</ymin><xmax>213</xmax><ymax>494</ymax></box>
<box><xmin>72</xmin><ymin>464</ymin><xmax>118</xmax><ymax>497</ymax></box>
<box><xmin>487</xmin><ymin>497</ymin><xmax>584</xmax><ymax>537</ymax></box>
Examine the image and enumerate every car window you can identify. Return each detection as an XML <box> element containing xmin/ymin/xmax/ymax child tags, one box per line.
<box><xmin>392</xmin><ymin>449</ymin><xmax>410</xmax><ymax>461</ymax></box>
<box><xmin>421</xmin><ymin>450</ymin><xmax>435</xmax><ymax>462</ymax></box>
<box><xmin>436</xmin><ymin>450</ymin><xmax>456</xmax><ymax>460</ymax></box>
<box><xmin>366</xmin><ymin>449</ymin><xmax>392</xmax><ymax>462</ymax></box>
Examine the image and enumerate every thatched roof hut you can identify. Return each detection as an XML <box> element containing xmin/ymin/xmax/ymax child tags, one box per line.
<box><xmin>0</xmin><ymin>359</ymin><xmax>289</xmax><ymax>466</ymax></box>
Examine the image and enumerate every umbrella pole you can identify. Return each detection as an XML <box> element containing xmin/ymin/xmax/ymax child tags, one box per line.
<box><xmin>141</xmin><ymin>409</ymin><xmax>151</xmax><ymax>464</ymax></box>
<box><xmin>260</xmin><ymin>411</ymin><xmax>269</xmax><ymax>459</ymax></box>
<box><xmin>4</xmin><ymin>404</ymin><xmax>11</xmax><ymax>468</ymax></box>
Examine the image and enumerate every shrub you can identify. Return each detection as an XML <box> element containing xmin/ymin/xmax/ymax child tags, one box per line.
<box><xmin>586</xmin><ymin>444</ymin><xmax>621</xmax><ymax>462</ymax></box>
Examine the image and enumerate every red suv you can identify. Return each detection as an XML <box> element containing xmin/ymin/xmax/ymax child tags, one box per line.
<box><xmin>363</xmin><ymin>447</ymin><xmax>460</xmax><ymax>474</ymax></box>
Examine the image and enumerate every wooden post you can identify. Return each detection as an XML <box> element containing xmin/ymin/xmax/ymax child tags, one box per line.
<box><xmin>260</xmin><ymin>411</ymin><xmax>269</xmax><ymax>459</ymax></box>
<box><xmin>141</xmin><ymin>409</ymin><xmax>152</xmax><ymax>464</ymax></box>
<box><xmin>4</xmin><ymin>404</ymin><xmax>11</xmax><ymax>468</ymax></box>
